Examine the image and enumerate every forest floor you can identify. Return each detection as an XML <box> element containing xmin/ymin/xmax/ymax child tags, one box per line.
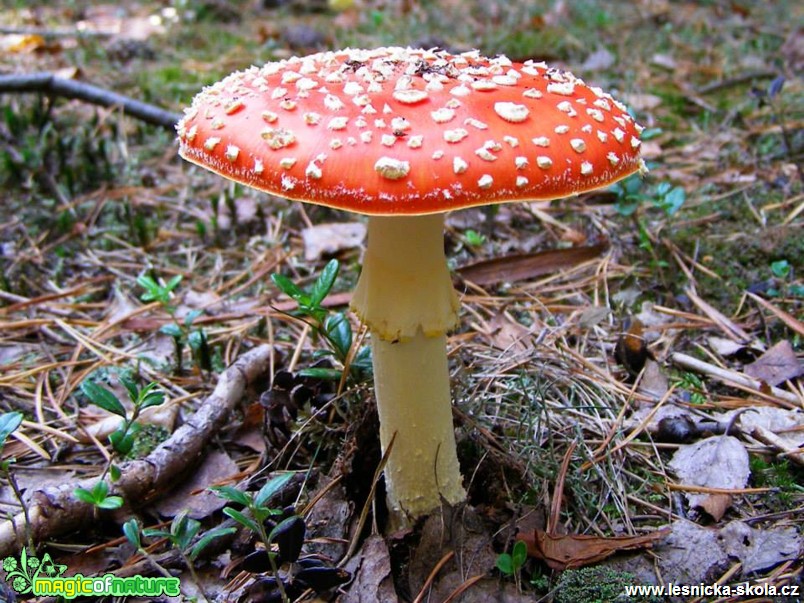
<box><xmin>0</xmin><ymin>1</ymin><xmax>801</xmax><ymax>601</ymax></box>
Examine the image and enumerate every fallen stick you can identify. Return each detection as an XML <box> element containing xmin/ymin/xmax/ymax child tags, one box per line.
<box><xmin>0</xmin><ymin>72</ymin><xmax>182</xmax><ymax>130</ymax></box>
<box><xmin>670</xmin><ymin>352</ymin><xmax>801</xmax><ymax>407</ymax></box>
<box><xmin>750</xmin><ymin>426</ymin><xmax>804</xmax><ymax>467</ymax></box>
<box><xmin>0</xmin><ymin>26</ymin><xmax>113</xmax><ymax>38</ymax></box>
<box><xmin>0</xmin><ymin>345</ymin><xmax>272</xmax><ymax>558</ymax></box>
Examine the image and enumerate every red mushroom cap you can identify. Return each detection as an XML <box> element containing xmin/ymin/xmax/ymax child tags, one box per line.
<box><xmin>177</xmin><ymin>47</ymin><xmax>645</xmax><ymax>215</ymax></box>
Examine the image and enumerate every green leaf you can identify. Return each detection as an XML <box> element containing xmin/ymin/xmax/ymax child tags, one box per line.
<box><xmin>96</xmin><ymin>495</ymin><xmax>124</xmax><ymax>510</ymax></box>
<box><xmin>254</xmin><ymin>473</ymin><xmax>294</xmax><ymax>508</ymax></box>
<box><xmin>80</xmin><ymin>381</ymin><xmax>126</xmax><ymax>417</ymax></box>
<box><xmin>74</xmin><ymin>487</ymin><xmax>98</xmax><ymax>505</ymax></box>
<box><xmin>92</xmin><ymin>480</ymin><xmax>109</xmax><ymax>499</ymax></box>
<box><xmin>109</xmin><ymin>423</ymin><xmax>137</xmax><ymax>456</ymax></box>
<box><xmin>164</xmin><ymin>275</ymin><xmax>183</xmax><ymax>293</ymax></box>
<box><xmin>136</xmin><ymin>274</ymin><xmax>162</xmax><ymax>302</ymax></box>
<box><xmin>495</xmin><ymin>553</ymin><xmax>513</xmax><ymax>575</ymax></box>
<box><xmin>173</xmin><ymin>513</ymin><xmax>201</xmax><ymax>551</ymax></box>
<box><xmin>464</xmin><ymin>229</ymin><xmax>486</xmax><ymax>247</ymax></box>
<box><xmin>639</xmin><ymin>127</ymin><xmax>663</xmax><ymax>140</ymax></box>
<box><xmin>655</xmin><ymin>181</ymin><xmax>672</xmax><ymax>196</ymax></box>
<box><xmin>771</xmin><ymin>259</ymin><xmax>790</xmax><ymax>278</ymax></box>
<box><xmin>222</xmin><ymin>508</ymin><xmax>261</xmax><ymax>535</ymax></box>
<box><xmin>189</xmin><ymin>527</ymin><xmax>236</xmax><ymax>561</ymax></box>
<box><xmin>184</xmin><ymin>309</ymin><xmax>203</xmax><ymax>327</ymax></box>
<box><xmin>325</xmin><ymin>312</ymin><xmax>352</xmax><ymax>361</ymax></box>
<box><xmin>138</xmin><ymin>383</ymin><xmax>165</xmax><ymax>410</ymax></box>
<box><xmin>160</xmin><ymin>323</ymin><xmax>183</xmax><ymax>338</ymax></box>
<box><xmin>187</xmin><ymin>329</ymin><xmax>204</xmax><ymax>352</ymax></box>
<box><xmin>75</xmin><ymin>481</ymin><xmax>122</xmax><ymax>509</ymax></box>
<box><xmin>119</xmin><ymin>375</ymin><xmax>139</xmax><ymax>405</ymax></box>
<box><xmin>512</xmin><ymin>540</ymin><xmax>527</xmax><ymax>568</ymax></box>
<box><xmin>271</xmin><ymin>273</ymin><xmax>305</xmax><ymax>303</ymax></box>
<box><xmin>142</xmin><ymin>528</ymin><xmax>172</xmax><ymax>539</ymax></box>
<box><xmin>210</xmin><ymin>486</ymin><xmax>252</xmax><ymax>507</ymax></box>
<box><xmin>350</xmin><ymin>346</ymin><xmax>372</xmax><ymax>376</ymax></box>
<box><xmin>122</xmin><ymin>519</ymin><xmax>141</xmax><ymax>549</ymax></box>
<box><xmin>189</xmin><ymin>329</ymin><xmax>212</xmax><ymax>372</ymax></box>
<box><xmin>109</xmin><ymin>464</ymin><xmax>122</xmax><ymax>481</ymax></box>
<box><xmin>310</xmin><ymin>259</ymin><xmax>339</xmax><ymax>306</ymax></box>
<box><xmin>657</xmin><ymin>186</ymin><xmax>686</xmax><ymax>215</ymax></box>
<box><xmin>0</xmin><ymin>412</ymin><xmax>23</xmax><ymax>449</ymax></box>
<box><xmin>297</xmin><ymin>367</ymin><xmax>343</xmax><ymax>380</ymax></box>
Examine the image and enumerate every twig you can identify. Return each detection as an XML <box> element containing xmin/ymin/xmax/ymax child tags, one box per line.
<box><xmin>0</xmin><ymin>72</ymin><xmax>181</xmax><ymax>130</ymax></box>
<box><xmin>0</xmin><ymin>345</ymin><xmax>272</xmax><ymax>557</ymax></box>
<box><xmin>412</xmin><ymin>551</ymin><xmax>454</xmax><ymax>603</ymax></box>
<box><xmin>548</xmin><ymin>441</ymin><xmax>577</xmax><ymax>535</ymax></box>
<box><xmin>684</xmin><ymin>286</ymin><xmax>753</xmax><ymax>343</ymax></box>
<box><xmin>746</xmin><ymin>292</ymin><xmax>804</xmax><ymax>337</ymax></box>
<box><xmin>696</xmin><ymin>70</ymin><xmax>777</xmax><ymax>94</ymax></box>
<box><xmin>670</xmin><ymin>352</ymin><xmax>801</xmax><ymax>407</ymax></box>
<box><xmin>0</xmin><ymin>26</ymin><xmax>113</xmax><ymax>38</ymax></box>
<box><xmin>750</xmin><ymin>426</ymin><xmax>804</xmax><ymax>467</ymax></box>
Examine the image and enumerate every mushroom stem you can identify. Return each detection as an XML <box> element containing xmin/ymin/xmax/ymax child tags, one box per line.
<box><xmin>351</xmin><ymin>214</ymin><xmax>465</xmax><ymax>522</ymax></box>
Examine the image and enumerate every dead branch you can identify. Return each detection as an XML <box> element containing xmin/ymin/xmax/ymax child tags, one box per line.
<box><xmin>0</xmin><ymin>26</ymin><xmax>113</xmax><ymax>38</ymax></box>
<box><xmin>670</xmin><ymin>352</ymin><xmax>802</xmax><ymax>407</ymax></box>
<box><xmin>0</xmin><ymin>72</ymin><xmax>182</xmax><ymax>130</ymax></box>
<box><xmin>0</xmin><ymin>344</ymin><xmax>272</xmax><ymax>558</ymax></box>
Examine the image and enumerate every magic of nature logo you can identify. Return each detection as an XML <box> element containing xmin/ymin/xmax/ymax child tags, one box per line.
<box><xmin>1</xmin><ymin>549</ymin><xmax>179</xmax><ymax>599</ymax></box>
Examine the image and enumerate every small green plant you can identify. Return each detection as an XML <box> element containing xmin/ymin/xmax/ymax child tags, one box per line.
<box><xmin>496</xmin><ymin>540</ymin><xmax>527</xmax><ymax>589</ymax></box>
<box><xmin>767</xmin><ymin>259</ymin><xmax>803</xmax><ymax>298</ymax></box>
<box><xmin>770</xmin><ymin>259</ymin><xmax>791</xmax><ymax>279</ymax></box>
<box><xmin>137</xmin><ymin>273</ymin><xmax>183</xmax><ymax>309</ymax></box>
<box><xmin>140</xmin><ymin>512</ymin><xmax>236</xmax><ymax>564</ymax></box>
<box><xmin>0</xmin><ymin>102</ymin><xmax>118</xmax><ymax>198</ymax></box>
<box><xmin>673</xmin><ymin>371</ymin><xmax>707</xmax><ymax>405</ymax></box>
<box><xmin>137</xmin><ymin>273</ymin><xmax>213</xmax><ymax>374</ymax></box>
<box><xmin>123</xmin><ymin>512</ymin><xmax>235</xmax><ymax>601</ymax></box>
<box><xmin>271</xmin><ymin>259</ymin><xmax>371</xmax><ymax>382</ymax></box>
<box><xmin>749</xmin><ymin>456</ymin><xmax>802</xmax><ymax>508</ymax></box>
<box><xmin>0</xmin><ymin>412</ymin><xmax>32</xmax><ymax>550</ymax></box>
<box><xmin>210</xmin><ymin>473</ymin><xmax>348</xmax><ymax>600</ymax></box>
<box><xmin>211</xmin><ymin>473</ymin><xmax>297</xmax><ymax>602</ymax></box>
<box><xmin>210</xmin><ymin>473</ymin><xmax>294</xmax><ymax>548</ymax></box>
<box><xmin>75</xmin><ymin>374</ymin><xmax>166</xmax><ymax>509</ymax></box>
<box><xmin>463</xmin><ymin>229</ymin><xmax>487</xmax><ymax>248</ymax></box>
<box><xmin>73</xmin><ymin>480</ymin><xmax>123</xmax><ymax>510</ymax></box>
<box><xmin>611</xmin><ymin>175</ymin><xmax>686</xmax><ymax>217</ymax></box>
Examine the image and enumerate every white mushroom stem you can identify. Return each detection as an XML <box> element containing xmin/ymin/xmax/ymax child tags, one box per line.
<box><xmin>350</xmin><ymin>214</ymin><xmax>466</xmax><ymax>522</ymax></box>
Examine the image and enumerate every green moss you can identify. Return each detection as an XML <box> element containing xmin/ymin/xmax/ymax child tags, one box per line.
<box><xmin>555</xmin><ymin>566</ymin><xmax>663</xmax><ymax>603</ymax></box>
<box><xmin>125</xmin><ymin>424</ymin><xmax>170</xmax><ymax>459</ymax></box>
<box><xmin>657</xmin><ymin>187</ymin><xmax>804</xmax><ymax>312</ymax></box>
<box><xmin>749</xmin><ymin>457</ymin><xmax>803</xmax><ymax>509</ymax></box>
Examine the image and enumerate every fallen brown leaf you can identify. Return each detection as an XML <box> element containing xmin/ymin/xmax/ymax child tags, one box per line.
<box><xmin>518</xmin><ymin>529</ymin><xmax>670</xmax><ymax>570</ymax></box>
<box><xmin>668</xmin><ymin>435</ymin><xmax>751</xmax><ymax>520</ymax></box>
<box><xmin>698</xmin><ymin>493</ymin><xmax>733</xmax><ymax>522</ymax></box>
<box><xmin>744</xmin><ymin>340</ymin><xmax>803</xmax><ymax>386</ymax></box>
<box><xmin>302</xmin><ymin>221</ymin><xmax>366</xmax><ymax>261</ymax></box>
<box><xmin>456</xmin><ymin>243</ymin><xmax>608</xmax><ymax>286</ymax></box>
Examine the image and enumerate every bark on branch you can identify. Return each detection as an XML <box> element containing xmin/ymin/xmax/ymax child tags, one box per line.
<box><xmin>0</xmin><ymin>345</ymin><xmax>272</xmax><ymax>558</ymax></box>
<box><xmin>0</xmin><ymin>72</ymin><xmax>182</xmax><ymax>130</ymax></box>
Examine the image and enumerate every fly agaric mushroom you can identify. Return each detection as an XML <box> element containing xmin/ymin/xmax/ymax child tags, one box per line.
<box><xmin>176</xmin><ymin>47</ymin><xmax>645</xmax><ymax>523</ymax></box>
